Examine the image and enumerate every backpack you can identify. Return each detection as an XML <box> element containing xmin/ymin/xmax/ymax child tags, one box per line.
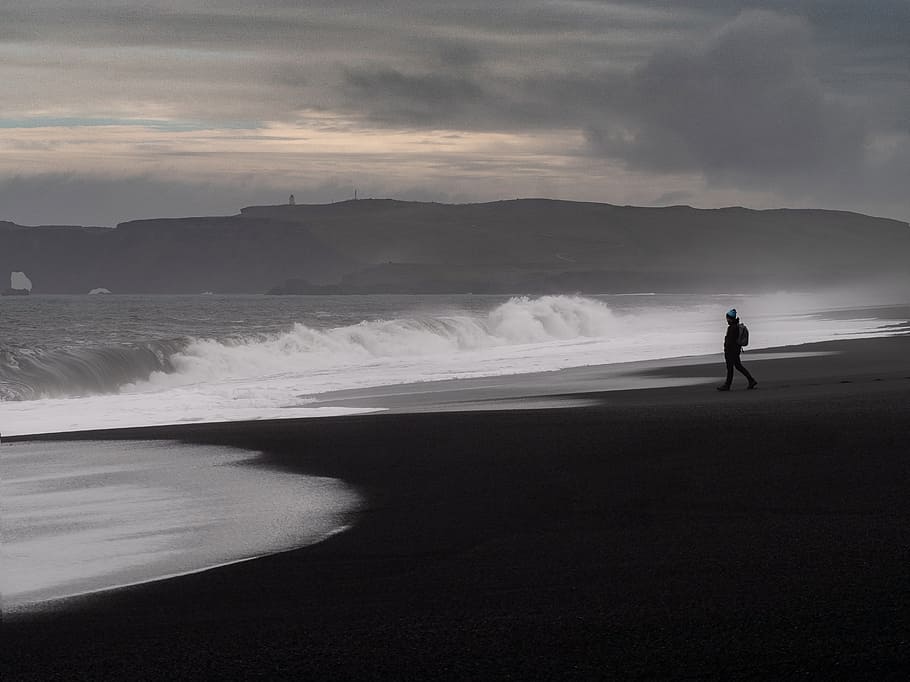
<box><xmin>738</xmin><ymin>322</ymin><xmax>749</xmax><ymax>347</ymax></box>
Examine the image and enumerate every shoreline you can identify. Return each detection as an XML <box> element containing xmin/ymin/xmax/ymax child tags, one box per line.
<box><xmin>3</xmin><ymin>299</ymin><xmax>907</xmax><ymax>438</ymax></box>
<box><xmin>3</xmin><ymin>525</ymin><xmax>355</xmax><ymax>616</ymax></box>
<box><xmin>5</xmin><ymin>333</ymin><xmax>907</xmax><ymax>443</ymax></box>
<box><xmin>3</xmin><ymin>333</ymin><xmax>909</xmax><ymax>677</ymax></box>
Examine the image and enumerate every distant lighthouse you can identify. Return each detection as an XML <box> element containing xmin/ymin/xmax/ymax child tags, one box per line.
<box><xmin>288</xmin><ymin>194</ymin><xmax>296</xmax><ymax>206</ymax></box>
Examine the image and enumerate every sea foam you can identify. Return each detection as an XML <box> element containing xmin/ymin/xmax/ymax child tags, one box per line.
<box><xmin>1</xmin><ymin>295</ymin><xmax>901</xmax><ymax>436</ymax></box>
<box><xmin>142</xmin><ymin>295</ymin><xmax>617</xmax><ymax>389</ymax></box>
<box><xmin>2</xmin><ymin>296</ymin><xmax>615</xmax><ymax>400</ymax></box>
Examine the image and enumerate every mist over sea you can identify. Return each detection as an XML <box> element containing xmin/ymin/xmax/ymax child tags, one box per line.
<box><xmin>2</xmin><ymin>292</ymin><xmax>904</xmax><ymax>437</ymax></box>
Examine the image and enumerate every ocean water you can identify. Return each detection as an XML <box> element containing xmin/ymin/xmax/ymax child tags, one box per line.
<box><xmin>1</xmin><ymin>439</ymin><xmax>359</xmax><ymax>611</ymax></box>
<box><xmin>1</xmin><ymin>292</ymin><xmax>907</xmax><ymax>437</ymax></box>
<box><xmin>2</xmin><ymin>291</ymin><xmax>906</xmax><ymax>611</ymax></box>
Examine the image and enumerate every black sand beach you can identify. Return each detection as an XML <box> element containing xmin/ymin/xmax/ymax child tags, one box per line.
<box><xmin>4</xmin><ymin>335</ymin><xmax>910</xmax><ymax>679</ymax></box>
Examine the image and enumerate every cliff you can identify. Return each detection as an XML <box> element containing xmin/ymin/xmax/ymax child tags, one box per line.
<box><xmin>2</xmin><ymin>200</ymin><xmax>908</xmax><ymax>294</ymax></box>
<box><xmin>0</xmin><ymin>217</ymin><xmax>358</xmax><ymax>294</ymax></box>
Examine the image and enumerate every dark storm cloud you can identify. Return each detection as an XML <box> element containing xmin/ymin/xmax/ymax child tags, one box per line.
<box><xmin>342</xmin><ymin>10</ymin><xmax>865</xmax><ymax>174</ymax></box>
<box><xmin>2</xmin><ymin>1</ymin><xmax>907</xmax><ymax>221</ymax></box>
<box><xmin>336</xmin><ymin>6</ymin><xmax>904</xmax><ymax>216</ymax></box>
<box><xmin>622</xmin><ymin>0</ymin><xmax>910</xmax><ymax>50</ymax></box>
<box><xmin>585</xmin><ymin>11</ymin><xmax>866</xmax><ymax>177</ymax></box>
<box><xmin>344</xmin><ymin>69</ymin><xmax>490</xmax><ymax>126</ymax></box>
<box><xmin>612</xmin><ymin>1</ymin><xmax>910</xmax><ymax>128</ymax></box>
<box><xmin>5</xmin><ymin>2</ymin><xmax>904</xmax><ymax>135</ymax></box>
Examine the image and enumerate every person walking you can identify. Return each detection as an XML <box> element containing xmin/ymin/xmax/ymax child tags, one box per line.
<box><xmin>717</xmin><ymin>308</ymin><xmax>757</xmax><ymax>391</ymax></box>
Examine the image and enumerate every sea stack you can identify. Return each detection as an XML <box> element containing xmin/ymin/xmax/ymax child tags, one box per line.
<box><xmin>2</xmin><ymin>271</ymin><xmax>32</xmax><ymax>296</ymax></box>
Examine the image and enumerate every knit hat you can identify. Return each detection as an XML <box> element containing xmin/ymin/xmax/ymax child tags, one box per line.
<box><xmin>726</xmin><ymin>308</ymin><xmax>737</xmax><ymax>319</ymax></box>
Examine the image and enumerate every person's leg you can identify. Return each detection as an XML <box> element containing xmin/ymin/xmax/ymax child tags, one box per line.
<box><xmin>723</xmin><ymin>355</ymin><xmax>734</xmax><ymax>387</ymax></box>
<box><xmin>733</xmin><ymin>355</ymin><xmax>756</xmax><ymax>386</ymax></box>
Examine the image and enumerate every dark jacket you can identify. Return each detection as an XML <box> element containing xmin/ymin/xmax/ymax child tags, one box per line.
<box><xmin>724</xmin><ymin>319</ymin><xmax>741</xmax><ymax>355</ymax></box>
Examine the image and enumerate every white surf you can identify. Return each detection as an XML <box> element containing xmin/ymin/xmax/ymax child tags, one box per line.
<box><xmin>0</xmin><ymin>294</ymin><xmax>902</xmax><ymax>436</ymax></box>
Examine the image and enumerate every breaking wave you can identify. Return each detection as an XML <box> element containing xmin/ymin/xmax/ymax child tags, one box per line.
<box><xmin>0</xmin><ymin>340</ymin><xmax>187</xmax><ymax>401</ymax></box>
<box><xmin>1</xmin><ymin>296</ymin><xmax>616</xmax><ymax>401</ymax></box>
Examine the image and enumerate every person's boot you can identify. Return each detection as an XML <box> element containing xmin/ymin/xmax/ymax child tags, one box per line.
<box><xmin>747</xmin><ymin>379</ymin><xmax>758</xmax><ymax>390</ymax></box>
<box><xmin>716</xmin><ymin>384</ymin><xmax>731</xmax><ymax>391</ymax></box>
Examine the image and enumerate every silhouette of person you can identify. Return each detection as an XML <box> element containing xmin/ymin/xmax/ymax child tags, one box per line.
<box><xmin>717</xmin><ymin>308</ymin><xmax>757</xmax><ymax>391</ymax></box>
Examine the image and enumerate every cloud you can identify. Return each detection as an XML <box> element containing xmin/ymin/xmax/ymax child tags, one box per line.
<box><xmin>0</xmin><ymin>174</ymin><xmax>352</xmax><ymax>227</ymax></box>
<box><xmin>585</xmin><ymin>11</ymin><xmax>865</xmax><ymax>179</ymax></box>
<box><xmin>343</xmin><ymin>68</ymin><xmax>490</xmax><ymax>126</ymax></box>
<box><xmin>338</xmin><ymin>9</ymin><xmax>898</xmax><ymax>213</ymax></box>
<box><xmin>0</xmin><ymin>3</ymin><xmax>906</xmax><ymax>222</ymax></box>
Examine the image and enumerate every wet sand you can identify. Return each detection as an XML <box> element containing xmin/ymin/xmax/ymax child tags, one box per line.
<box><xmin>3</xmin><ymin>335</ymin><xmax>910</xmax><ymax>678</ymax></box>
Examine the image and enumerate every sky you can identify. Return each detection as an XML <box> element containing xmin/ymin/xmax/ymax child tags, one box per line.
<box><xmin>1</xmin><ymin>1</ymin><xmax>907</xmax><ymax>226</ymax></box>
